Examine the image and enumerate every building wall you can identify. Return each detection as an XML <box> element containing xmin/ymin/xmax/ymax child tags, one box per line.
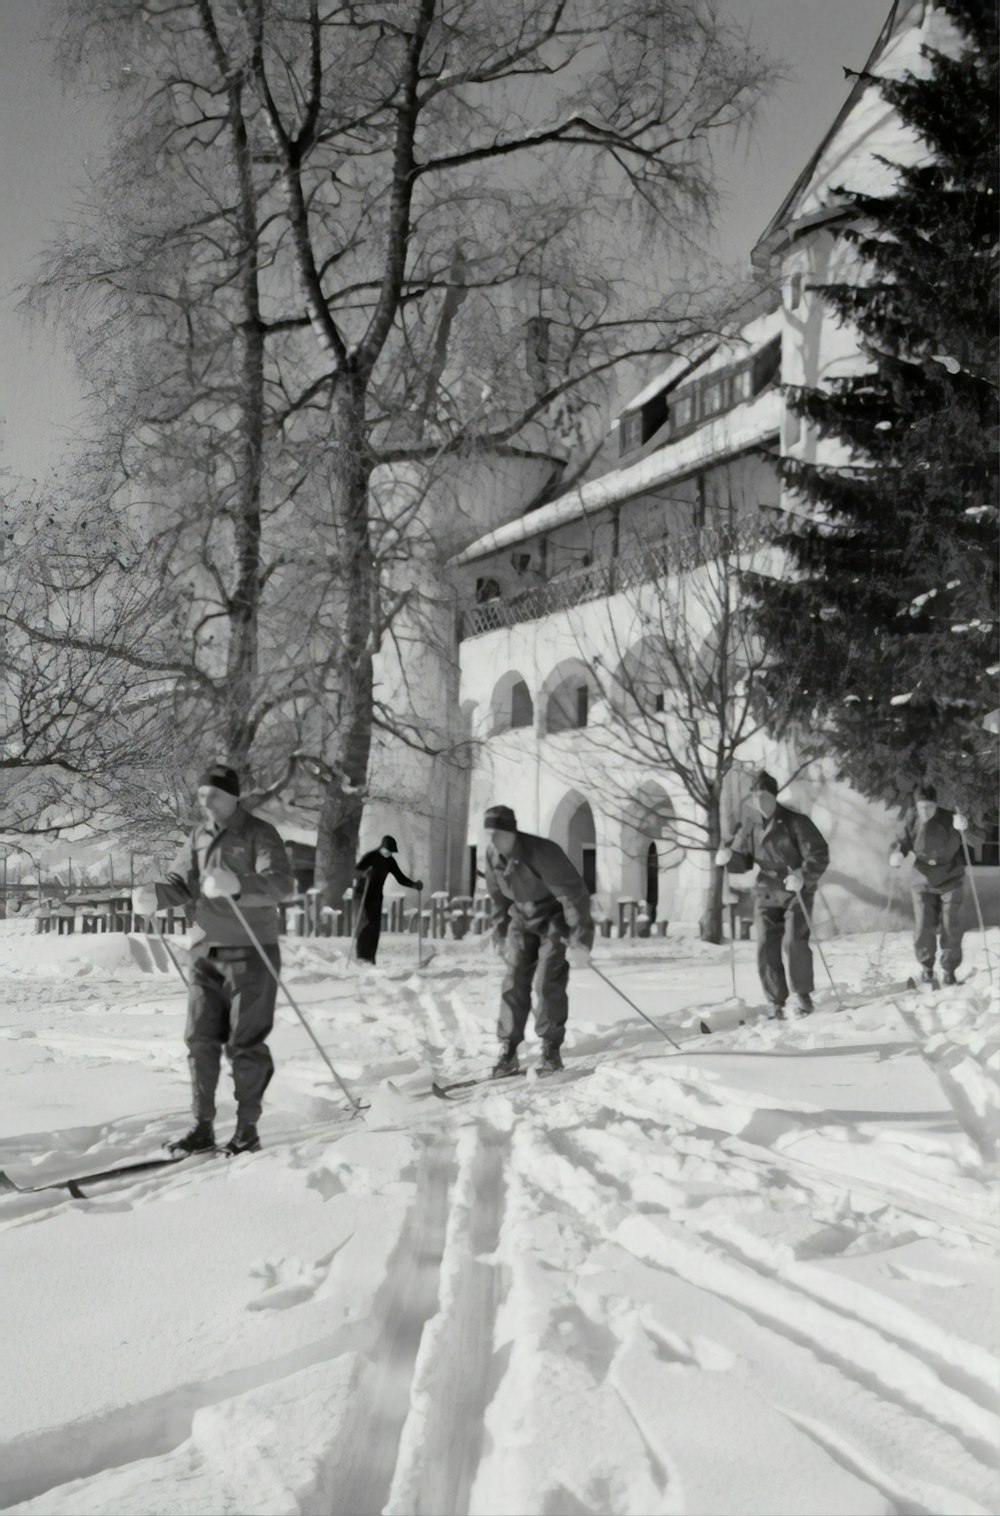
<box><xmin>458</xmin><ymin>539</ymin><xmax>906</xmax><ymax>932</ymax></box>
<box><xmin>363</xmin><ymin>448</ymin><xmax>553</xmax><ymax>891</ymax></box>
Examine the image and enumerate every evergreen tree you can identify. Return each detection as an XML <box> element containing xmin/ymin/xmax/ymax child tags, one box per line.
<box><xmin>744</xmin><ymin>0</ymin><xmax>999</xmax><ymax>819</ymax></box>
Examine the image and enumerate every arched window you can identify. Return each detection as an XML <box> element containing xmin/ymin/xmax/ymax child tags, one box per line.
<box><xmin>489</xmin><ymin>671</ymin><xmax>534</xmax><ymax>736</ymax></box>
<box><xmin>510</xmin><ymin>680</ymin><xmax>533</xmax><ymax>729</ymax></box>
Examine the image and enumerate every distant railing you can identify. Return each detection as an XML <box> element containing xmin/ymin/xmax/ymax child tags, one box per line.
<box><xmin>458</xmin><ymin>515</ymin><xmax>770</xmax><ymax>640</ymax></box>
<box><xmin>32</xmin><ymin>889</ymin><xmax>675</xmax><ymax>942</ymax></box>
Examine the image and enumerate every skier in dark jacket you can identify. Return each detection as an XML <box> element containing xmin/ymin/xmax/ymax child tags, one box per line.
<box><xmin>132</xmin><ymin>763</ymin><xmax>294</xmax><ymax>1156</ymax></box>
<box><xmin>716</xmin><ymin>771</ymin><xmax>829</xmax><ymax>1017</ymax></box>
<box><xmin>353</xmin><ymin>836</ymin><xmax>423</xmax><ymax>964</ymax></box>
<box><xmin>483</xmin><ymin>803</ymin><xmax>594</xmax><ymax>1076</ymax></box>
<box><xmin>890</xmin><ymin>782</ymin><xmax>968</xmax><ymax>985</ymax></box>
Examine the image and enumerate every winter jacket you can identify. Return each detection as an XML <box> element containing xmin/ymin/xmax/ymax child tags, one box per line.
<box><xmin>155</xmin><ymin>805</ymin><xmax>294</xmax><ymax>950</ymax></box>
<box><xmin>354</xmin><ymin>850</ymin><xmax>419</xmax><ymax>904</ymax></box>
<box><xmin>485</xmin><ymin>831</ymin><xmax>594</xmax><ymax>948</ymax></box>
<box><xmin>727</xmin><ymin>803</ymin><xmax>829</xmax><ymax>906</ymax></box>
<box><xmin>894</xmin><ymin>807</ymin><xmax>965</xmax><ymax>893</ymax></box>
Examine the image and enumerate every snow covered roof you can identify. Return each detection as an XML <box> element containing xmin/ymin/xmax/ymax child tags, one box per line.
<box><xmin>451</xmin><ymin>387</ymin><xmax>781</xmax><ymax>565</ymax></box>
<box><xmin>752</xmin><ymin>0</ymin><xmax>953</xmax><ymax>270</ymax></box>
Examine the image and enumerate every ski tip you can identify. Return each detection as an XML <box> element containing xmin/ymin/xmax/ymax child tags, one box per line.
<box><xmin>699</xmin><ymin>1021</ymin><xmax>712</xmax><ymax>1035</ymax></box>
<box><xmin>0</xmin><ymin>1170</ymin><xmax>18</xmax><ymax>1195</ymax></box>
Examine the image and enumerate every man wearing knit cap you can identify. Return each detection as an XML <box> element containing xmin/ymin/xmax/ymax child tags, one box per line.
<box><xmin>715</xmin><ymin>771</ymin><xmax>829</xmax><ymax>1018</ymax></box>
<box><xmin>132</xmin><ymin>762</ymin><xmax>294</xmax><ymax>1155</ymax></box>
<box><xmin>483</xmin><ymin>803</ymin><xmax>594</xmax><ymax>1076</ymax></box>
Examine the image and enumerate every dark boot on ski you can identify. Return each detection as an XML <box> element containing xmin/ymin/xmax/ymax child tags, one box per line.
<box><xmin>166</xmin><ymin>1121</ymin><xmax>215</xmax><ymax>1155</ymax></box>
<box><xmin>538</xmin><ymin>1042</ymin><xmax>564</xmax><ymax>1075</ymax></box>
<box><xmin>491</xmin><ymin>1042</ymin><xmax>520</xmax><ymax>1079</ymax></box>
<box><xmin>920</xmin><ymin>966</ymin><xmax>936</xmax><ymax>986</ymax></box>
<box><xmin>224</xmin><ymin>1125</ymin><xmax>261</xmax><ymax>1156</ymax></box>
<box><xmin>769</xmin><ymin>1003</ymin><xmax>786</xmax><ymax>1021</ymax></box>
<box><xmin>942</xmin><ymin>969</ymin><xmax>958</xmax><ymax>986</ymax></box>
<box><xmin>792</xmin><ymin>994</ymin><xmax>814</xmax><ymax>1016</ymax></box>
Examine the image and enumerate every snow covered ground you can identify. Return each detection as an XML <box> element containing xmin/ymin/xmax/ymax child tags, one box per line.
<box><xmin>1</xmin><ymin>918</ymin><xmax>997</xmax><ymax>1516</ymax></box>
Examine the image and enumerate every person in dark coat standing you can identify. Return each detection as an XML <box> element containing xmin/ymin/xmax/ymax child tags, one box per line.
<box><xmin>716</xmin><ymin>771</ymin><xmax>830</xmax><ymax>1018</ymax></box>
<box><xmin>353</xmin><ymin>836</ymin><xmax>423</xmax><ymax>964</ymax></box>
<box><xmin>483</xmin><ymin>803</ymin><xmax>594</xmax><ymax>1076</ymax></box>
<box><xmin>890</xmin><ymin>782</ymin><xmax>968</xmax><ymax>985</ymax></box>
<box><xmin>132</xmin><ymin>763</ymin><xmax>295</xmax><ymax>1156</ymax></box>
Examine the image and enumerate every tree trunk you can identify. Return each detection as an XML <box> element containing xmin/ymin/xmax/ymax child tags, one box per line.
<box><xmin>219</xmin><ymin>67</ymin><xmax>263</xmax><ymax>778</ymax></box>
<box><xmin>699</xmin><ymin>797</ymin><xmax>725</xmax><ymax>943</ymax></box>
<box><xmin>315</xmin><ymin>373</ymin><xmax>375</xmax><ymax>907</ymax></box>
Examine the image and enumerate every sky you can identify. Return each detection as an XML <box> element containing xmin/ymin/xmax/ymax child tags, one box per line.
<box><xmin>0</xmin><ymin>0</ymin><xmax>888</xmax><ymax>487</ymax></box>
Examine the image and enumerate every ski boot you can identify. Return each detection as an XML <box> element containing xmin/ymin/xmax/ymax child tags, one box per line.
<box><xmin>491</xmin><ymin>1041</ymin><xmax>520</xmax><ymax>1079</ymax></box>
<box><xmin>769</xmin><ymin>1002</ymin><xmax>786</xmax><ymax>1021</ymax></box>
<box><xmin>920</xmin><ymin>966</ymin><xmax>936</xmax><ymax>986</ymax></box>
<box><xmin>942</xmin><ymin>969</ymin><xmax>958</xmax><ymax>986</ymax></box>
<box><xmin>224</xmin><ymin>1125</ymin><xmax>261</xmax><ymax>1156</ymax></box>
<box><xmin>166</xmin><ymin>1121</ymin><xmax>215</xmax><ymax>1155</ymax></box>
<box><xmin>537</xmin><ymin>1042</ymin><xmax>564</xmax><ymax>1075</ymax></box>
<box><xmin>792</xmin><ymin>994</ymin><xmax>814</xmax><ymax>1017</ymax></box>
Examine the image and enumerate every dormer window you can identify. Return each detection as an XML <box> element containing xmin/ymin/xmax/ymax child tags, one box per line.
<box><xmin>618</xmin><ymin>390</ymin><xmax>669</xmax><ymax>456</ymax></box>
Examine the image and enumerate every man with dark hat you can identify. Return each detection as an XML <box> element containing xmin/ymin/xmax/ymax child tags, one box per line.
<box><xmin>353</xmin><ymin>836</ymin><xmax>423</xmax><ymax>964</ymax></box>
<box><xmin>483</xmin><ymin>804</ymin><xmax>594</xmax><ymax>1076</ymax></box>
<box><xmin>890</xmin><ymin>782</ymin><xmax>968</xmax><ymax>986</ymax></box>
<box><xmin>715</xmin><ymin>771</ymin><xmax>829</xmax><ymax>1018</ymax></box>
<box><xmin>132</xmin><ymin>763</ymin><xmax>294</xmax><ymax>1155</ymax></box>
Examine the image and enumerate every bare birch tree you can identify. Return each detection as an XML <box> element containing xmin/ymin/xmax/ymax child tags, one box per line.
<box><xmin>553</xmin><ymin>515</ymin><xmax>813</xmax><ymax>941</ymax></box>
<box><xmin>32</xmin><ymin>0</ymin><xmax>776</xmax><ymax>898</ymax></box>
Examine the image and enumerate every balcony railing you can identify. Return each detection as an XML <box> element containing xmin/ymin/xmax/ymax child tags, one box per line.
<box><xmin>458</xmin><ymin>515</ymin><xmax>770</xmax><ymax>640</ymax></box>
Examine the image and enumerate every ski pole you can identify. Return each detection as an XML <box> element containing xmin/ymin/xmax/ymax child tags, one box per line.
<box><xmin>348</xmin><ymin>873</ymin><xmax>370</xmax><ymax>964</ymax></box>
<box><xmin>728</xmin><ymin>913</ymin><xmax>738</xmax><ymax>998</ymax></box>
<box><xmin>794</xmin><ymin>889</ymin><xmax>844</xmax><ymax>1009</ymax></box>
<box><xmin>416</xmin><ymin>886</ymin><xmax>424</xmax><ymax>968</ymax></box>
<box><xmin>586</xmin><ymin>961</ymin><xmax>684</xmax><ymax>1052</ymax></box>
<box><xmin>958</xmin><ymin>832</ymin><xmax>994</xmax><ymax>984</ymax></box>
<box><xmin>224</xmin><ymin>896</ymin><xmax>365</xmax><ymax>1114</ymax></box>
<box><xmin>148</xmin><ymin>912</ymin><xmax>189</xmax><ymax>988</ymax></box>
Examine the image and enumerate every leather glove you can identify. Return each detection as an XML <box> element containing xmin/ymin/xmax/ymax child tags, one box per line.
<box><xmin>131</xmin><ymin>884</ymin><xmax>160</xmax><ymax>916</ymax></box>
<box><xmin>784</xmin><ymin>871</ymin><xmax>804</xmax><ymax>893</ymax></box>
<box><xmin>201</xmin><ymin>866</ymin><xmax>241</xmax><ymax>900</ymax></box>
<box><xmin>413</xmin><ymin>879</ymin><xmax>424</xmax><ymax>891</ymax></box>
<box><xmin>714</xmin><ymin>846</ymin><xmax>732</xmax><ymax>867</ymax></box>
<box><xmin>567</xmin><ymin>941</ymin><xmax>591</xmax><ymax>971</ymax></box>
<box><xmin>953</xmin><ymin>813</ymin><xmax>968</xmax><ymax>832</ymax></box>
<box><xmin>888</xmin><ymin>850</ymin><xmax>905</xmax><ymax>868</ymax></box>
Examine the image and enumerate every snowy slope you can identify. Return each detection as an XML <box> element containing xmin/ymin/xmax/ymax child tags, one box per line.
<box><xmin>1</xmin><ymin>921</ymin><xmax>997</xmax><ymax>1516</ymax></box>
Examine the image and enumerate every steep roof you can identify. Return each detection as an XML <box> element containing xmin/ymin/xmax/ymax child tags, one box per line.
<box><xmin>751</xmin><ymin>0</ymin><xmax>938</xmax><ymax>269</ymax></box>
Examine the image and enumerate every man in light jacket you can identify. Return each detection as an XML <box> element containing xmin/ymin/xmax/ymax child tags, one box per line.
<box><xmin>133</xmin><ymin>763</ymin><xmax>294</xmax><ymax>1156</ymax></box>
<box><xmin>890</xmin><ymin>781</ymin><xmax>968</xmax><ymax>986</ymax></box>
<box><xmin>483</xmin><ymin>803</ymin><xmax>594</xmax><ymax>1076</ymax></box>
<box><xmin>716</xmin><ymin>770</ymin><xmax>829</xmax><ymax>1018</ymax></box>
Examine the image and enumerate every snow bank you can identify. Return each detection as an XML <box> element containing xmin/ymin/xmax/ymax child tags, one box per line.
<box><xmin>2</xmin><ymin>926</ymin><xmax>998</xmax><ymax>1516</ymax></box>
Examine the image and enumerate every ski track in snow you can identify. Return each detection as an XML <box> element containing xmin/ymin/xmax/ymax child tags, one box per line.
<box><xmin>1</xmin><ymin>928</ymin><xmax>998</xmax><ymax>1515</ymax></box>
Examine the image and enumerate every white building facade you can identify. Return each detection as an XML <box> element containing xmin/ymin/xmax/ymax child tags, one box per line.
<box><xmin>442</xmin><ymin>0</ymin><xmax>949</xmax><ymax>932</ymax></box>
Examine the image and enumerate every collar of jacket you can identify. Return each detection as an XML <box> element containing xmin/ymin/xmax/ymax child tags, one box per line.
<box><xmin>199</xmin><ymin>804</ymin><xmax>251</xmax><ymax>849</ymax></box>
<box><xmin>493</xmin><ymin>834</ymin><xmax>523</xmax><ymax>867</ymax></box>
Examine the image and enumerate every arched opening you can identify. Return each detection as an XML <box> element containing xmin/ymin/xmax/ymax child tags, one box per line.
<box><xmin>646</xmin><ymin>841</ymin><xmax>660</xmax><ymax>920</ymax></box>
<box><xmin>510</xmin><ymin>679</ymin><xmax>533</xmax><ymax>729</ymax></box>
<box><xmin>488</xmin><ymin>670</ymin><xmax>534</xmax><ymax>735</ymax></box>
<box><xmin>609</xmin><ymin>635</ymin><xmax>681</xmax><ymax>721</ymax></box>
<box><xmin>620</xmin><ymin>783</ymin><xmax>680</xmax><ymax>921</ymax></box>
<box><xmin>540</xmin><ymin>659</ymin><xmax>601</xmax><ymax>736</ymax></box>
<box><xmin>550</xmin><ymin>790</ymin><xmax>597</xmax><ymax>892</ymax></box>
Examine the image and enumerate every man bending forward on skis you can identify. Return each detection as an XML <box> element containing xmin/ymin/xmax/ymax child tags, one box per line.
<box><xmin>483</xmin><ymin>804</ymin><xmax>594</xmax><ymax>1076</ymax></box>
